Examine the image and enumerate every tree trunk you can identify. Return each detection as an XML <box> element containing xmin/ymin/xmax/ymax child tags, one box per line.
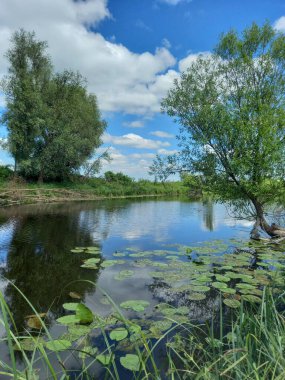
<box><xmin>251</xmin><ymin>199</ymin><xmax>285</xmax><ymax>238</ymax></box>
<box><xmin>38</xmin><ymin>169</ymin><xmax>43</xmax><ymax>184</ymax></box>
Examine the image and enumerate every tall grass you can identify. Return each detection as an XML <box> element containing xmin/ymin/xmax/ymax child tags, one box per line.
<box><xmin>0</xmin><ymin>284</ymin><xmax>284</xmax><ymax>379</ymax></box>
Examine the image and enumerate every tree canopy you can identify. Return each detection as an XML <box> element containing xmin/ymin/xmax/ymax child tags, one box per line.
<box><xmin>159</xmin><ymin>22</ymin><xmax>285</xmax><ymax>236</ymax></box>
<box><xmin>1</xmin><ymin>29</ymin><xmax>106</xmax><ymax>181</ymax></box>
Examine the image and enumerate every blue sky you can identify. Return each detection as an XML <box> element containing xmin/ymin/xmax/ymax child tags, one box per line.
<box><xmin>0</xmin><ymin>0</ymin><xmax>285</xmax><ymax>178</ymax></box>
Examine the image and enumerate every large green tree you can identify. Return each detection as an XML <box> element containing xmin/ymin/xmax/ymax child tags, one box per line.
<box><xmin>1</xmin><ymin>29</ymin><xmax>106</xmax><ymax>181</ymax></box>
<box><xmin>160</xmin><ymin>22</ymin><xmax>285</xmax><ymax>237</ymax></box>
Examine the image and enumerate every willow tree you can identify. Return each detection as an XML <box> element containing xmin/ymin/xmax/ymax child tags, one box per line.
<box><xmin>161</xmin><ymin>23</ymin><xmax>285</xmax><ymax>237</ymax></box>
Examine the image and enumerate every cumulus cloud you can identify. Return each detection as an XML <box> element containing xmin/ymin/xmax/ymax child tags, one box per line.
<box><xmin>274</xmin><ymin>16</ymin><xmax>285</xmax><ymax>32</ymax></box>
<box><xmin>123</xmin><ymin>120</ymin><xmax>145</xmax><ymax>128</ymax></box>
<box><xmin>99</xmin><ymin>147</ymin><xmax>155</xmax><ymax>178</ymax></box>
<box><xmin>150</xmin><ymin>130</ymin><xmax>174</xmax><ymax>138</ymax></box>
<box><xmin>0</xmin><ymin>0</ymin><xmax>176</xmax><ymax>115</ymax></box>
<box><xmin>157</xmin><ymin>148</ymin><xmax>178</xmax><ymax>155</ymax></box>
<box><xmin>103</xmin><ymin>133</ymin><xmax>171</xmax><ymax>149</ymax></box>
<box><xmin>178</xmin><ymin>51</ymin><xmax>211</xmax><ymax>72</ymax></box>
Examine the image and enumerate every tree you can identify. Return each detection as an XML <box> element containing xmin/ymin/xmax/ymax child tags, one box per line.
<box><xmin>161</xmin><ymin>22</ymin><xmax>285</xmax><ymax>237</ymax></box>
<box><xmin>1</xmin><ymin>29</ymin><xmax>52</xmax><ymax>173</ymax></box>
<box><xmin>1</xmin><ymin>30</ymin><xmax>106</xmax><ymax>181</ymax></box>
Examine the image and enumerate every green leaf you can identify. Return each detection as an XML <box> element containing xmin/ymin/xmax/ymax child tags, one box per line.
<box><xmin>57</xmin><ymin>315</ymin><xmax>81</xmax><ymax>325</ymax></box>
<box><xmin>109</xmin><ymin>327</ymin><xmax>128</xmax><ymax>341</ymax></box>
<box><xmin>75</xmin><ymin>304</ymin><xmax>93</xmax><ymax>324</ymax></box>
<box><xmin>63</xmin><ymin>303</ymin><xmax>79</xmax><ymax>311</ymax></box>
<box><xmin>120</xmin><ymin>354</ymin><xmax>140</xmax><ymax>372</ymax></box>
<box><xmin>97</xmin><ymin>354</ymin><xmax>112</xmax><ymax>365</ymax></box>
<box><xmin>120</xmin><ymin>300</ymin><xmax>150</xmax><ymax>312</ymax></box>
<box><xmin>46</xmin><ymin>339</ymin><xmax>72</xmax><ymax>352</ymax></box>
<box><xmin>223</xmin><ymin>299</ymin><xmax>240</xmax><ymax>308</ymax></box>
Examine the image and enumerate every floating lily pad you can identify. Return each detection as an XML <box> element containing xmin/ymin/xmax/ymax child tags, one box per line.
<box><xmin>120</xmin><ymin>354</ymin><xmax>140</xmax><ymax>372</ymax></box>
<box><xmin>223</xmin><ymin>299</ymin><xmax>240</xmax><ymax>308</ymax></box>
<box><xmin>188</xmin><ymin>293</ymin><xmax>206</xmax><ymax>301</ymax></box>
<box><xmin>241</xmin><ymin>294</ymin><xmax>262</xmax><ymax>303</ymax></box>
<box><xmin>110</xmin><ymin>328</ymin><xmax>128</xmax><ymax>341</ymax></box>
<box><xmin>191</xmin><ymin>285</ymin><xmax>211</xmax><ymax>292</ymax></box>
<box><xmin>14</xmin><ymin>337</ymin><xmax>45</xmax><ymax>351</ymax></box>
<box><xmin>79</xmin><ymin>346</ymin><xmax>98</xmax><ymax>359</ymax></box>
<box><xmin>215</xmin><ymin>274</ymin><xmax>230</xmax><ymax>282</ymax></box>
<box><xmin>120</xmin><ymin>300</ymin><xmax>150</xmax><ymax>312</ymax></box>
<box><xmin>63</xmin><ymin>303</ymin><xmax>79</xmax><ymax>311</ymax></box>
<box><xmin>212</xmin><ymin>282</ymin><xmax>228</xmax><ymax>289</ymax></box>
<box><xmin>97</xmin><ymin>354</ymin><xmax>112</xmax><ymax>365</ymax></box>
<box><xmin>57</xmin><ymin>315</ymin><xmax>81</xmax><ymax>325</ymax></box>
<box><xmin>114</xmin><ymin>270</ymin><xmax>134</xmax><ymax>281</ymax></box>
<box><xmin>101</xmin><ymin>260</ymin><xmax>125</xmax><ymax>268</ymax></box>
<box><xmin>46</xmin><ymin>339</ymin><xmax>72</xmax><ymax>352</ymax></box>
<box><xmin>236</xmin><ymin>283</ymin><xmax>256</xmax><ymax>290</ymax></box>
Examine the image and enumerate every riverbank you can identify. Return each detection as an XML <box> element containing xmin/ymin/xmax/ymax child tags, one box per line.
<box><xmin>0</xmin><ymin>179</ymin><xmax>189</xmax><ymax>207</ymax></box>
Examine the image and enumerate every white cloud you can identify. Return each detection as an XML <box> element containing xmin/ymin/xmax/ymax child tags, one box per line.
<box><xmin>99</xmin><ymin>147</ymin><xmax>154</xmax><ymax>178</ymax></box>
<box><xmin>0</xmin><ymin>0</ymin><xmax>176</xmax><ymax>115</ymax></box>
<box><xmin>162</xmin><ymin>38</ymin><xmax>171</xmax><ymax>49</ymax></box>
<box><xmin>274</xmin><ymin>16</ymin><xmax>285</xmax><ymax>32</ymax></box>
<box><xmin>123</xmin><ymin>120</ymin><xmax>145</xmax><ymax>128</ymax></box>
<box><xmin>150</xmin><ymin>130</ymin><xmax>174</xmax><ymax>138</ymax></box>
<box><xmin>179</xmin><ymin>51</ymin><xmax>211</xmax><ymax>72</ymax></box>
<box><xmin>157</xmin><ymin>148</ymin><xmax>178</xmax><ymax>155</ymax></box>
<box><xmin>103</xmin><ymin>133</ymin><xmax>170</xmax><ymax>149</ymax></box>
<box><xmin>159</xmin><ymin>0</ymin><xmax>190</xmax><ymax>5</ymax></box>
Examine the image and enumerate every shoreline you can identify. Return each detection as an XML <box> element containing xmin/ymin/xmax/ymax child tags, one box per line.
<box><xmin>0</xmin><ymin>187</ymin><xmax>184</xmax><ymax>208</ymax></box>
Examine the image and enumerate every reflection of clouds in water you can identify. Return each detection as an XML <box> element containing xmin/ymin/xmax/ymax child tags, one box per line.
<box><xmin>0</xmin><ymin>219</ymin><xmax>15</xmax><ymax>266</ymax></box>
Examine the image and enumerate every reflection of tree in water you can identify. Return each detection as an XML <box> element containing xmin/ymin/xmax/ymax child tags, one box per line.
<box><xmin>0</xmin><ymin>208</ymin><xmax>101</xmax><ymax>329</ymax></box>
<box><xmin>0</xmin><ymin>200</ymin><xmax>138</xmax><ymax>329</ymax></box>
<box><xmin>202</xmin><ymin>200</ymin><xmax>214</xmax><ymax>231</ymax></box>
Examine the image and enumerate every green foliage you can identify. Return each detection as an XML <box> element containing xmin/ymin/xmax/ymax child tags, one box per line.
<box><xmin>1</xmin><ymin>29</ymin><xmax>106</xmax><ymax>181</ymax></box>
<box><xmin>0</xmin><ymin>165</ymin><xmax>13</xmax><ymax>180</ymax></box>
<box><xmin>161</xmin><ymin>22</ymin><xmax>285</xmax><ymax>217</ymax></box>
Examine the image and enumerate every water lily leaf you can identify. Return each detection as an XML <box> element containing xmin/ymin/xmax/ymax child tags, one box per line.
<box><xmin>110</xmin><ymin>327</ymin><xmax>128</xmax><ymax>341</ymax></box>
<box><xmin>25</xmin><ymin>314</ymin><xmax>46</xmax><ymax>330</ymax></box>
<box><xmin>80</xmin><ymin>263</ymin><xmax>98</xmax><ymax>269</ymax></box>
<box><xmin>113</xmin><ymin>252</ymin><xmax>126</xmax><ymax>257</ymax></box>
<box><xmin>63</xmin><ymin>303</ymin><xmax>79</xmax><ymax>311</ymax></box>
<box><xmin>191</xmin><ymin>285</ymin><xmax>211</xmax><ymax>292</ymax></box>
<box><xmin>100</xmin><ymin>297</ymin><xmax>111</xmax><ymax>305</ymax></box>
<box><xmin>220</xmin><ymin>288</ymin><xmax>236</xmax><ymax>294</ymax></box>
<box><xmin>120</xmin><ymin>300</ymin><xmax>150</xmax><ymax>312</ymax></box>
<box><xmin>97</xmin><ymin>354</ymin><xmax>112</xmax><ymax>365</ymax></box>
<box><xmin>223</xmin><ymin>299</ymin><xmax>240</xmax><ymax>308</ymax></box>
<box><xmin>114</xmin><ymin>270</ymin><xmax>134</xmax><ymax>281</ymax></box>
<box><xmin>46</xmin><ymin>339</ymin><xmax>72</xmax><ymax>352</ymax></box>
<box><xmin>101</xmin><ymin>260</ymin><xmax>125</xmax><ymax>268</ymax></box>
<box><xmin>120</xmin><ymin>354</ymin><xmax>140</xmax><ymax>372</ymax></box>
<box><xmin>212</xmin><ymin>282</ymin><xmax>228</xmax><ymax>289</ymax></box>
<box><xmin>236</xmin><ymin>283</ymin><xmax>256</xmax><ymax>290</ymax></box>
<box><xmin>188</xmin><ymin>293</ymin><xmax>206</xmax><ymax>301</ymax></box>
<box><xmin>215</xmin><ymin>274</ymin><xmax>230</xmax><ymax>282</ymax></box>
<box><xmin>75</xmin><ymin>304</ymin><xmax>93</xmax><ymax>324</ymax></box>
<box><xmin>57</xmin><ymin>315</ymin><xmax>81</xmax><ymax>325</ymax></box>
<box><xmin>71</xmin><ymin>249</ymin><xmax>84</xmax><ymax>253</ymax></box>
<box><xmin>83</xmin><ymin>258</ymin><xmax>100</xmax><ymax>265</ymax></box>
<box><xmin>241</xmin><ymin>294</ymin><xmax>262</xmax><ymax>303</ymax></box>
<box><xmin>14</xmin><ymin>337</ymin><xmax>45</xmax><ymax>351</ymax></box>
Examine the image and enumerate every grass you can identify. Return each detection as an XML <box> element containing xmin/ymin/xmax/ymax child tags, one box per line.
<box><xmin>0</xmin><ymin>281</ymin><xmax>284</xmax><ymax>379</ymax></box>
<box><xmin>0</xmin><ymin>177</ymin><xmax>189</xmax><ymax>206</ymax></box>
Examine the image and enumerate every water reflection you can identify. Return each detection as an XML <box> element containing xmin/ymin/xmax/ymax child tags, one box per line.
<box><xmin>0</xmin><ymin>199</ymin><xmax>250</xmax><ymax>330</ymax></box>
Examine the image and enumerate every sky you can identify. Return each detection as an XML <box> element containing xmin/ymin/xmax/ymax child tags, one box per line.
<box><xmin>0</xmin><ymin>0</ymin><xmax>285</xmax><ymax>179</ymax></box>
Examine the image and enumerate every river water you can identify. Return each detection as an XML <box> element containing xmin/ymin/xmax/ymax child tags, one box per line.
<box><xmin>0</xmin><ymin>198</ymin><xmax>254</xmax><ymax>378</ymax></box>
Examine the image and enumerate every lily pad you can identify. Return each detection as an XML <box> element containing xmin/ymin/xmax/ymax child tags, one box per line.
<box><xmin>241</xmin><ymin>294</ymin><xmax>262</xmax><ymax>303</ymax></box>
<box><xmin>109</xmin><ymin>328</ymin><xmax>128</xmax><ymax>341</ymax></box>
<box><xmin>212</xmin><ymin>282</ymin><xmax>228</xmax><ymax>289</ymax></box>
<box><xmin>46</xmin><ymin>339</ymin><xmax>72</xmax><ymax>352</ymax></box>
<box><xmin>114</xmin><ymin>270</ymin><xmax>134</xmax><ymax>281</ymax></box>
<box><xmin>69</xmin><ymin>291</ymin><xmax>81</xmax><ymax>299</ymax></box>
<box><xmin>57</xmin><ymin>315</ymin><xmax>81</xmax><ymax>325</ymax></box>
<box><xmin>97</xmin><ymin>354</ymin><xmax>112</xmax><ymax>365</ymax></box>
<box><xmin>120</xmin><ymin>354</ymin><xmax>140</xmax><ymax>372</ymax></box>
<box><xmin>223</xmin><ymin>299</ymin><xmax>240</xmax><ymax>308</ymax></box>
<box><xmin>75</xmin><ymin>304</ymin><xmax>93</xmax><ymax>324</ymax></box>
<box><xmin>63</xmin><ymin>303</ymin><xmax>79</xmax><ymax>311</ymax></box>
<box><xmin>187</xmin><ymin>293</ymin><xmax>206</xmax><ymax>301</ymax></box>
<box><xmin>120</xmin><ymin>300</ymin><xmax>150</xmax><ymax>312</ymax></box>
